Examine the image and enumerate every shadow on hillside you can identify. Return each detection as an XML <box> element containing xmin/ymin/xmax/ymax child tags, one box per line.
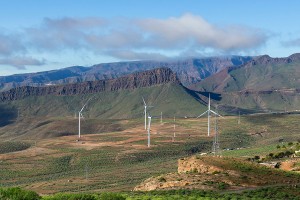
<box><xmin>221</xmin><ymin>105</ymin><xmax>261</xmax><ymax>115</ymax></box>
<box><xmin>183</xmin><ymin>87</ymin><xmax>222</xmax><ymax>105</ymax></box>
<box><xmin>0</xmin><ymin>105</ymin><xmax>17</xmax><ymax>127</ymax></box>
<box><xmin>197</xmin><ymin>91</ymin><xmax>222</xmax><ymax>101</ymax></box>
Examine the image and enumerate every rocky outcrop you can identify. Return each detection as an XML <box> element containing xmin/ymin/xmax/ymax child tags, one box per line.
<box><xmin>0</xmin><ymin>68</ymin><xmax>179</xmax><ymax>102</ymax></box>
<box><xmin>178</xmin><ymin>156</ymin><xmax>223</xmax><ymax>174</ymax></box>
<box><xmin>134</xmin><ymin>155</ymin><xmax>300</xmax><ymax>191</ymax></box>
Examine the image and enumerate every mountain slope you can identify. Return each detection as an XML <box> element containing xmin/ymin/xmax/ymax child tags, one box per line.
<box><xmin>0</xmin><ymin>56</ymin><xmax>252</xmax><ymax>91</ymax></box>
<box><xmin>0</xmin><ymin>67</ymin><xmax>179</xmax><ymax>102</ymax></box>
<box><xmin>191</xmin><ymin>53</ymin><xmax>300</xmax><ymax>113</ymax></box>
<box><xmin>0</xmin><ymin>68</ymin><xmax>207</xmax><ymax>139</ymax></box>
<box><xmin>193</xmin><ymin>53</ymin><xmax>300</xmax><ymax>93</ymax></box>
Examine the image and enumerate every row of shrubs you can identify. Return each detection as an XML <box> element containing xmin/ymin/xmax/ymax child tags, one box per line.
<box><xmin>0</xmin><ymin>188</ymin><xmax>125</xmax><ymax>200</ymax></box>
<box><xmin>0</xmin><ymin>141</ymin><xmax>31</xmax><ymax>154</ymax></box>
<box><xmin>246</xmin><ymin>142</ymin><xmax>300</xmax><ymax>162</ymax></box>
<box><xmin>1</xmin><ymin>186</ymin><xmax>300</xmax><ymax>200</ymax></box>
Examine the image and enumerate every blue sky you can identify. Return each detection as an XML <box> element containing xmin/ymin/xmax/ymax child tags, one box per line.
<box><xmin>1</xmin><ymin>0</ymin><xmax>300</xmax><ymax>75</ymax></box>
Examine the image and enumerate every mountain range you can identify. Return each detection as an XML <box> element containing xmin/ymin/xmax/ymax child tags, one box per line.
<box><xmin>1</xmin><ymin>53</ymin><xmax>300</xmax><ymax>124</ymax></box>
<box><xmin>0</xmin><ymin>56</ymin><xmax>252</xmax><ymax>92</ymax></box>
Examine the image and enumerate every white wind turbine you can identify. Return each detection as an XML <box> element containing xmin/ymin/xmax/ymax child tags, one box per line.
<box><xmin>142</xmin><ymin>97</ymin><xmax>153</xmax><ymax>130</ymax></box>
<box><xmin>78</xmin><ymin>97</ymin><xmax>93</xmax><ymax>140</ymax></box>
<box><xmin>197</xmin><ymin>93</ymin><xmax>222</xmax><ymax>136</ymax></box>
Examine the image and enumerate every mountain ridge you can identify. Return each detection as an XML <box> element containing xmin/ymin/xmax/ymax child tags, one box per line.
<box><xmin>190</xmin><ymin>53</ymin><xmax>300</xmax><ymax>113</ymax></box>
<box><xmin>0</xmin><ymin>67</ymin><xmax>179</xmax><ymax>102</ymax></box>
<box><xmin>192</xmin><ymin>53</ymin><xmax>300</xmax><ymax>93</ymax></box>
<box><xmin>0</xmin><ymin>56</ymin><xmax>252</xmax><ymax>91</ymax></box>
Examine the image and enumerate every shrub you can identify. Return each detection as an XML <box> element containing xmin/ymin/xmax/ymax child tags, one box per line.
<box><xmin>268</xmin><ymin>153</ymin><xmax>274</xmax><ymax>158</ymax></box>
<box><xmin>254</xmin><ymin>155</ymin><xmax>260</xmax><ymax>160</ymax></box>
<box><xmin>99</xmin><ymin>193</ymin><xmax>126</xmax><ymax>200</ymax></box>
<box><xmin>212</xmin><ymin>171</ymin><xmax>221</xmax><ymax>175</ymax></box>
<box><xmin>217</xmin><ymin>182</ymin><xmax>229</xmax><ymax>190</ymax></box>
<box><xmin>158</xmin><ymin>177</ymin><xmax>166</xmax><ymax>182</ymax></box>
<box><xmin>43</xmin><ymin>193</ymin><xmax>96</xmax><ymax>200</ymax></box>
<box><xmin>0</xmin><ymin>187</ymin><xmax>41</xmax><ymax>200</ymax></box>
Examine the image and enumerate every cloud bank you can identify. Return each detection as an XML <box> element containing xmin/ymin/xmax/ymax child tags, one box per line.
<box><xmin>0</xmin><ymin>14</ymin><xmax>268</xmax><ymax>69</ymax></box>
<box><xmin>282</xmin><ymin>38</ymin><xmax>300</xmax><ymax>47</ymax></box>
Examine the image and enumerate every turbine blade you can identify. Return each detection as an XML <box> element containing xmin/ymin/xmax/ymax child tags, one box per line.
<box><xmin>80</xmin><ymin>97</ymin><xmax>93</xmax><ymax>112</ymax></box>
<box><xmin>142</xmin><ymin>97</ymin><xmax>146</xmax><ymax>106</ymax></box>
<box><xmin>197</xmin><ymin>110</ymin><xmax>208</xmax><ymax>118</ymax></box>
<box><xmin>210</xmin><ymin>110</ymin><xmax>223</xmax><ymax>117</ymax></box>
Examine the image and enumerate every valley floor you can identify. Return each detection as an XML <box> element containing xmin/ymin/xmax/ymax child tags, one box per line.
<box><xmin>0</xmin><ymin>113</ymin><xmax>300</xmax><ymax>195</ymax></box>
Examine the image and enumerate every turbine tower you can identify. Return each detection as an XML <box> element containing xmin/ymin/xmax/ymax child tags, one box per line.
<box><xmin>197</xmin><ymin>93</ymin><xmax>222</xmax><ymax>136</ymax></box>
<box><xmin>173</xmin><ymin>116</ymin><xmax>176</xmax><ymax>142</ymax></box>
<box><xmin>147</xmin><ymin>114</ymin><xmax>152</xmax><ymax>147</ymax></box>
<box><xmin>142</xmin><ymin>97</ymin><xmax>153</xmax><ymax>130</ymax></box>
<box><xmin>78</xmin><ymin>97</ymin><xmax>92</xmax><ymax>140</ymax></box>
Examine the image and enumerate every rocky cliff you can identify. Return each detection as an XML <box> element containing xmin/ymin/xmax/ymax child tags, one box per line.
<box><xmin>0</xmin><ymin>67</ymin><xmax>179</xmax><ymax>102</ymax></box>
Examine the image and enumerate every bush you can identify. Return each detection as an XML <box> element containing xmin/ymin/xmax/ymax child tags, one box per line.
<box><xmin>217</xmin><ymin>182</ymin><xmax>229</xmax><ymax>190</ymax></box>
<box><xmin>254</xmin><ymin>155</ymin><xmax>260</xmax><ymax>160</ymax></box>
<box><xmin>158</xmin><ymin>177</ymin><xmax>166</xmax><ymax>182</ymax></box>
<box><xmin>99</xmin><ymin>193</ymin><xmax>126</xmax><ymax>200</ymax></box>
<box><xmin>0</xmin><ymin>187</ymin><xmax>41</xmax><ymax>200</ymax></box>
<box><xmin>43</xmin><ymin>193</ymin><xmax>96</xmax><ymax>200</ymax></box>
<box><xmin>0</xmin><ymin>141</ymin><xmax>31</xmax><ymax>154</ymax></box>
<box><xmin>268</xmin><ymin>153</ymin><xmax>274</xmax><ymax>158</ymax></box>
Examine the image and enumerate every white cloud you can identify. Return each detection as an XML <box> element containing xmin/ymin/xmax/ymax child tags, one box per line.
<box><xmin>0</xmin><ymin>14</ymin><xmax>269</xmax><ymax>69</ymax></box>
<box><xmin>282</xmin><ymin>38</ymin><xmax>300</xmax><ymax>47</ymax></box>
<box><xmin>0</xmin><ymin>33</ymin><xmax>25</xmax><ymax>56</ymax></box>
<box><xmin>0</xmin><ymin>57</ymin><xmax>46</xmax><ymax>69</ymax></box>
<box><xmin>136</xmin><ymin>14</ymin><xmax>267</xmax><ymax>51</ymax></box>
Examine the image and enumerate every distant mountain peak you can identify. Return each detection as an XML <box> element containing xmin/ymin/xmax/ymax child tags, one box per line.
<box><xmin>247</xmin><ymin>53</ymin><xmax>300</xmax><ymax>66</ymax></box>
<box><xmin>288</xmin><ymin>53</ymin><xmax>300</xmax><ymax>61</ymax></box>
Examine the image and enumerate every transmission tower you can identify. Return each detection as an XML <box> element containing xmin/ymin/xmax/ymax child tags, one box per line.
<box><xmin>212</xmin><ymin>111</ymin><xmax>220</xmax><ymax>156</ymax></box>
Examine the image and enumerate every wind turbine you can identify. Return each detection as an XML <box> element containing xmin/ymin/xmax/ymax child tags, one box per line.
<box><xmin>197</xmin><ymin>93</ymin><xmax>222</xmax><ymax>136</ymax></box>
<box><xmin>142</xmin><ymin>97</ymin><xmax>153</xmax><ymax>130</ymax></box>
<box><xmin>78</xmin><ymin>97</ymin><xmax>93</xmax><ymax>140</ymax></box>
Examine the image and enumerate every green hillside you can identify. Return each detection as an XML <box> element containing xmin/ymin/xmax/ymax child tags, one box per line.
<box><xmin>0</xmin><ymin>83</ymin><xmax>206</xmax><ymax>120</ymax></box>
<box><xmin>192</xmin><ymin>55</ymin><xmax>300</xmax><ymax>113</ymax></box>
<box><xmin>196</xmin><ymin>57</ymin><xmax>300</xmax><ymax>93</ymax></box>
<box><xmin>0</xmin><ymin>83</ymin><xmax>207</xmax><ymax>139</ymax></box>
